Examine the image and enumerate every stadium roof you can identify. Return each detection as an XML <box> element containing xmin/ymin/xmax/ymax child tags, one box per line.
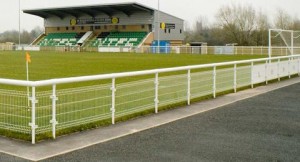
<box><xmin>23</xmin><ymin>2</ymin><xmax>156</xmax><ymax>19</ymax></box>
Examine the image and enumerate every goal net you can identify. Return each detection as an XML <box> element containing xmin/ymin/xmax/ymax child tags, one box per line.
<box><xmin>269</xmin><ymin>29</ymin><xmax>300</xmax><ymax>57</ymax></box>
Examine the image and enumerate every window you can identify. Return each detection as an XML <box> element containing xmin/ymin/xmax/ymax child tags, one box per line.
<box><xmin>168</xmin><ymin>29</ymin><xmax>171</xmax><ymax>33</ymax></box>
<box><xmin>141</xmin><ymin>25</ymin><xmax>145</xmax><ymax>29</ymax></box>
<box><xmin>72</xmin><ymin>26</ymin><xmax>75</xmax><ymax>30</ymax></box>
<box><xmin>95</xmin><ymin>26</ymin><xmax>101</xmax><ymax>30</ymax></box>
<box><xmin>149</xmin><ymin>24</ymin><xmax>152</xmax><ymax>30</ymax></box>
<box><xmin>115</xmin><ymin>25</ymin><xmax>118</xmax><ymax>30</ymax></box>
<box><xmin>66</xmin><ymin>27</ymin><xmax>69</xmax><ymax>30</ymax></box>
<box><xmin>164</xmin><ymin>29</ymin><xmax>167</xmax><ymax>33</ymax></box>
<box><xmin>57</xmin><ymin>27</ymin><xmax>60</xmax><ymax>31</ymax></box>
<box><xmin>81</xmin><ymin>26</ymin><xmax>84</xmax><ymax>30</ymax></box>
<box><xmin>122</xmin><ymin>25</ymin><xmax>126</xmax><ymax>29</ymax></box>
<box><xmin>104</xmin><ymin>25</ymin><xmax>107</xmax><ymax>30</ymax></box>
<box><xmin>180</xmin><ymin>29</ymin><xmax>182</xmax><ymax>34</ymax></box>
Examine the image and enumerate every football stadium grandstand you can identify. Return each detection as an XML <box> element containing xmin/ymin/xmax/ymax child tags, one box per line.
<box><xmin>23</xmin><ymin>2</ymin><xmax>184</xmax><ymax>52</ymax></box>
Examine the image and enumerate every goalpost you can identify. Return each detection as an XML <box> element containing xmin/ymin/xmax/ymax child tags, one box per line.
<box><xmin>268</xmin><ymin>29</ymin><xmax>300</xmax><ymax>58</ymax></box>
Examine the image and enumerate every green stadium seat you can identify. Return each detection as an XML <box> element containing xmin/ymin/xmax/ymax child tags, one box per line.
<box><xmin>89</xmin><ymin>32</ymin><xmax>148</xmax><ymax>47</ymax></box>
<box><xmin>38</xmin><ymin>32</ymin><xmax>82</xmax><ymax>47</ymax></box>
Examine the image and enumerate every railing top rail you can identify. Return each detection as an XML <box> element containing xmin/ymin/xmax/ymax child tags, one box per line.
<box><xmin>0</xmin><ymin>54</ymin><xmax>299</xmax><ymax>87</ymax></box>
<box><xmin>0</xmin><ymin>78</ymin><xmax>33</xmax><ymax>87</ymax></box>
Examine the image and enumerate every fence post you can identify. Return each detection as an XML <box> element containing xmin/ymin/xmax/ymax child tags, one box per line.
<box><xmin>187</xmin><ymin>69</ymin><xmax>191</xmax><ymax>105</ymax></box>
<box><xmin>234</xmin><ymin>64</ymin><xmax>237</xmax><ymax>93</ymax></box>
<box><xmin>29</xmin><ymin>87</ymin><xmax>38</xmax><ymax>144</ymax></box>
<box><xmin>251</xmin><ymin>61</ymin><xmax>254</xmax><ymax>88</ymax></box>
<box><xmin>298</xmin><ymin>56</ymin><xmax>300</xmax><ymax>76</ymax></box>
<box><xmin>242</xmin><ymin>46</ymin><xmax>244</xmax><ymax>55</ymax></box>
<box><xmin>288</xmin><ymin>58</ymin><xmax>291</xmax><ymax>78</ymax></box>
<box><xmin>235</xmin><ymin>46</ymin><xmax>237</xmax><ymax>55</ymax></box>
<box><xmin>154</xmin><ymin>73</ymin><xmax>159</xmax><ymax>113</ymax></box>
<box><xmin>265</xmin><ymin>60</ymin><xmax>268</xmax><ymax>84</ymax></box>
<box><xmin>111</xmin><ymin>78</ymin><xmax>116</xmax><ymax>124</ymax></box>
<box><xmin>50</xmin><ymin>84</ymin><xmax>58</xmax><ymax>139</ymax></box>
<box><xmin>213</xmin><ymin>66</ymin><xmax>216</xmax><ymax>98</ymax></box>
<box><xmin>278</xmin><ymin>59</ymin><xmax>281</xmax><ymax>81</ymax></box>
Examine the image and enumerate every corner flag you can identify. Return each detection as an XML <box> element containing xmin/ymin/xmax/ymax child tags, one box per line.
<box><xmin>26</xmin><ymin>52</ymin><xmax>31</xmax><ymax>63</ymax></box>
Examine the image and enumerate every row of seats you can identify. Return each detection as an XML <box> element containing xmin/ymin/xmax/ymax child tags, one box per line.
<box><xmin>90</xmin><ymin>32</ymin><xmax>148</xmax><ymax>47</ymax></box>
<box><xmin>38</xmin><ymin>31</ymin><xmax>148</xmax><ymax>47</ymax></box>
<box><xmin>38</xmin><ymin>33</ymin><xmax>82</xmax><ymax>46</ymax></box>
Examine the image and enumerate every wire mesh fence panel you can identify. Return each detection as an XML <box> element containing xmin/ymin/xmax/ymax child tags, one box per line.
<box><xmin>55</xmin><ymin>84</ymin><xmax>111</xmax><ymax>130</ymax></box>
<box><xmin>0</xmin><ymin>89</ymin><xmax>31</xmax><ymax>134</ymax></box>
<box><xmin>190</xmin><ymin>70</ymin><xmax>213</xmax><ymax>99</ymax></box>
<box><xmin>237</xmin><ymin>66</ymin><xmax>252</xmax><ymax>88</ymax></box>
<box><xmin>216</xmin><ymin>68</ymin><xmax>234</xmax><ymax>93</ymax></box>
<box><xmin>35</xmin><ymin>90</ymin><xmax>52</xmax><ymax>134</ymax></box>
<box><xmin>158</xmin><ymin>74</ymin><xmax>188</xmax><ymax>106</ymax></box>
<box><xmin>115</xmin><ymin>78</ymin><xmax>155</xmax><ymax>117</ymax></box>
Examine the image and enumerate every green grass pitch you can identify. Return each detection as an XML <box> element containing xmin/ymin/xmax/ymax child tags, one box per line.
<box><xmin>0</xmin><ymin>51</ymin><xmax>265</xmax><ymax>81</ymax></box>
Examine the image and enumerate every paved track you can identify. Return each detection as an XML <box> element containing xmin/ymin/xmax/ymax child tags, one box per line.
<box><xmin>1</xmin><ymin>81</ymin><xmax>299</xmax><ymax>162</ymax></box>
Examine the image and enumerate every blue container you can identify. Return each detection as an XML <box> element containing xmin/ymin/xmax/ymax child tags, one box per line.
<box><xmin>151</xmin><ymin>41</ymin><xmax>170</xmax><ymax>53</ymax></box>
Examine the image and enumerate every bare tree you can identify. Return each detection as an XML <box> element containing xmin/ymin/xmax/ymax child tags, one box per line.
<box><xmin>0</xmin><ymin>26</ymin><xmax>44</xmax><ymax>44</ymax></box>
<box><xmin>292</xmin><ymin>18</ymin><xmax>300</xmax><ymax>30</ymax></box>
<box><xmin>274</xmin><ymin>8</ymin><xmax>294</xmax><ymax>30</ymax></box>
<box><xmin>255</xmin><ymin>11</ymin><xmax>270</xmax><ymax>46</ymax></box>
<box><xmin>216</xmin><ymin>3</ymin><xmax>257</xmax><ymax>45</ymax></box>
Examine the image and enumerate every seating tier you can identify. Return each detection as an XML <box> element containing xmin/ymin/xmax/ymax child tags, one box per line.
<box><xmin>38</xmin><ymin>33</ymin><xmax>82</xmax><ymax>46</ymax></box>
<box><xmin>90</xmin><ymin>32</ymin><xmax>148</xmax><ymax>47</ymax></box>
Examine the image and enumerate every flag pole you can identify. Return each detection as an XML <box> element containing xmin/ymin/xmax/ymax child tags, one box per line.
<box><xmin>157</xmin><ymin>0</ymin><xmax>160</xmax><ymax>54</ymax></box>
<box><xmin>18</xmin><ymin>0</ymin><xmax>21</xmax><ymax>46</ymax></box>
<box><xmin>26</xmin><ymin>53</ymin><xmax>30</xmax><ymax>107</ymax></box>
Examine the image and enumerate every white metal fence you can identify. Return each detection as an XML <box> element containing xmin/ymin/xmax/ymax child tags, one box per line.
<box><xmin>2</xmin><ymin>44</ymin><xmax>300</xmax><ymax>55</ymax></box>
<box><xmin>0</xmin><ymin>55</ymin><xmax>299</xmax><ymax>144</ymax></box>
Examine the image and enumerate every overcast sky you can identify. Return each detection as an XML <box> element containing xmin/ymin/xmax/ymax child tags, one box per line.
<box><xmin>0</xmin><ymin>0</ymin><xmax>299</xmax><ymax>32</ymax></box>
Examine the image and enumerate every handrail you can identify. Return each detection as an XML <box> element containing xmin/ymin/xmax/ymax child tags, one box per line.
<box><xmin>0</xmin><ymin>54</ymin><xmax>299</xmax><ymax>87</ymax></box>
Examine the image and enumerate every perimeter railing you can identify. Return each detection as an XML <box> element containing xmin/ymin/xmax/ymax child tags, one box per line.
<box><xmin>2</xmin><ymin>44</ymin><xmax>300</xmax><ymax>56</ymax></box>
<box><xmin>0</xmin><ymin>55</ymin><xmax>299</xmax><ymax>144</ymax></box>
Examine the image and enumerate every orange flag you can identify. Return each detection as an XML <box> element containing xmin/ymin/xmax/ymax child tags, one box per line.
<box><xmin>26</xmin><ymin>52</ymin><xmax>31</xmax><ymax>63</ymax></box>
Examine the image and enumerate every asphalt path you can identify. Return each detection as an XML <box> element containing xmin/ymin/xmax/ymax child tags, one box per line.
<box><xmin>1</xmin><ymin>83</ymin><xmax>300</xmax><ymax>162</ymax></box>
